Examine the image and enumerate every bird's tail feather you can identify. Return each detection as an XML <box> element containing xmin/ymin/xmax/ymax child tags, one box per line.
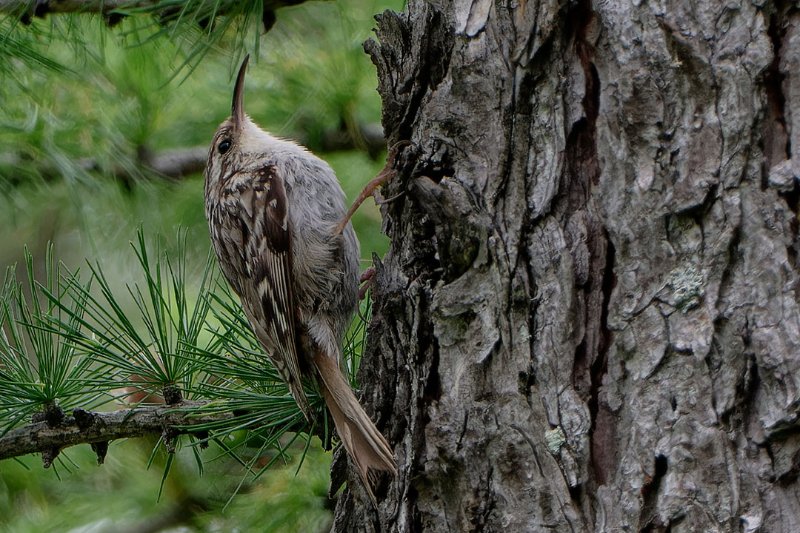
<box><xmin>313</xmin><ymin>351</ymin><xmax>396</xmax><ymax>504</ymax></box>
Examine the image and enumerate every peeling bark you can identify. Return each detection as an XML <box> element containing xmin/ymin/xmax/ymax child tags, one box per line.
<box><xmin>334</xmin><ymin>0</ymin><xmax>800</xmax><ymax>531</ymax></box>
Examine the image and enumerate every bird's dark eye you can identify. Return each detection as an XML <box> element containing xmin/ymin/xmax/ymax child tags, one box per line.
<box><xmin>218</xmin><ymin>139</ymin><xmax>232</xmax><ymax>154</ymax></box>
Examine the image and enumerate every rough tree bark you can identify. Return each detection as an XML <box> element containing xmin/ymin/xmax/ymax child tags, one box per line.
<box><xmin>333</xmin><ymin>0</ymin><xmax>800</xmax><ymax>531</ymax></box>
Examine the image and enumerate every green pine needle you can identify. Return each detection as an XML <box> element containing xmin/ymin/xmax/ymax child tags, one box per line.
<box><xmin>0</xmin><ymin>230</ymin><xmax>373</xmax><ymax>508</ymax></box>
<box><xmin>0</xmin><ymin>245</ymin><xmax>108</xmax><ymax>433</ymax></box>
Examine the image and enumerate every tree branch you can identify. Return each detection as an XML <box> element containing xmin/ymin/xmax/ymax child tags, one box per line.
<box><xmin>0</xmin><ymin>124</ymin><xmax>386</xmax><ymax>182</ymax></box>
<box><xmin>95</xmin><ymin>123</ymin><xmax>387</xmax><ymax>179</ymax></box>
<box><xmin>0</xmin><ymin>0</ymin><xmax>303</xmax><ymax>17</ymax></box>
<box><xmin>0</xmin><ymin>1</ymin><xmax>161</xmax><ymax>16</ymax></box>
<box><xmin>87</xmin><ymin>146</ymin><xmax>209</xmax><ymax>180</ymax></box>
<box><xmin>0</xmin><ymin>401</ymin><xmax>232</xmax><ymax>465</ymax></box>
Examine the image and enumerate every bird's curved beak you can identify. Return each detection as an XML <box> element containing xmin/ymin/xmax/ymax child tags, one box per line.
<box><xmin>232</xmin><ymin>54</ymin><xmax>249</xmax><ymax>130</ymax></box>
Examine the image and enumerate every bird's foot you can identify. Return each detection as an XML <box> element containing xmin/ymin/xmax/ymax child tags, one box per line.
<box><xmin>334</xmin><ymin>140</ymin><xmax>411</xmax><ymax>235</ymax></box>
<box><xmin>358</xmin><ymin>267</ymin><xmax>376</xmax><ymax>300</ymax></box>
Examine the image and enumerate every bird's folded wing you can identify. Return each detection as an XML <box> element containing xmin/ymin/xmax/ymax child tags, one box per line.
<box><xmin>240</xmin><ymin>164</ymin><xmax>309</xmax><ymax>415</ymax></box>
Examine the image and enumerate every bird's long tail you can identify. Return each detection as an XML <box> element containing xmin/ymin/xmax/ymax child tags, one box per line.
<box><xmin>313</xmin><ymin>351</ymin><xmax>396</xmax><ymax>504</ymax></box>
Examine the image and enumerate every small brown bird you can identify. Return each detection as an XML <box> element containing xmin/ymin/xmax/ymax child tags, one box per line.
<box><xmin>204</xmin><ymin>55</ymin><xmax>396</xmax><ymax>502</ymax></box>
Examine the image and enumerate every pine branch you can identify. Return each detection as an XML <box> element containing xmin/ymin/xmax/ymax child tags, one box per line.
<box><xmin>0</xmin><ymin>401</ymin><xmax>230</xmax><ymax>465</ymax></box>
<box><xmin>0</xmin><ymin>1</ymin><xmax>305</xmax><ymax>18</ymax></box>
<box><xmin>0</xmin><ymin>0</ymin><xmax>158</xmax><ymax>15</ymax></box>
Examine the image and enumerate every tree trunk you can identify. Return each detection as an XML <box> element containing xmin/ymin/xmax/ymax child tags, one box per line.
<box><xmin>333</xmin><ymin>0</ymin><xmax>800</xmax><ymax>530</ymax></box>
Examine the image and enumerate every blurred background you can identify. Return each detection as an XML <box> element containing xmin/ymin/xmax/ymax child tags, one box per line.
<box><xmin>0</xmin><ymin>0</ymin><xmax>400</xmax><ymax>530</ymax></box>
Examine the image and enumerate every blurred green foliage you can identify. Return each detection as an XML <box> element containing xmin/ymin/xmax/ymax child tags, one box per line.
<box><xmin>0</xmin><ymin>1</ymin><xmax>391</xmax><ymax>167</ymax></box>
<box><xmin>0</xmin><ymin>0</ymin><xmax>401</xmax><ymax>530</ymax></box>
<box><xmin>1</xmin><ymin>438</ymin><xmax>334</xmax><ymax>532</ymax></box>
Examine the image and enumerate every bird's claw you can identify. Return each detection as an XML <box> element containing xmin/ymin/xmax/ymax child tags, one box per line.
<box><xmin>334</xmin><ymin>140</ymin><xmax>412</xmax><ymax>235</ymax></box>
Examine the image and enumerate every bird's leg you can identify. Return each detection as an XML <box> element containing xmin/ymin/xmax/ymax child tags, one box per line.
<box><xmin>334</xmin><ymin>141</ymin><xmax>410</xmax><ymax>235</ymax></box>
<box><xmin>358</xmin><ymin>267</ymin><xmax>376</xmax><ymax>300</ymax></box>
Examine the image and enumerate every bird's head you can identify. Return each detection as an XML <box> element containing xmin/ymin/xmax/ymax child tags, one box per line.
<box><xmin>205</xmin><ymin>54</ymin><xmax>272</xmax><ymax>187</ymax></box>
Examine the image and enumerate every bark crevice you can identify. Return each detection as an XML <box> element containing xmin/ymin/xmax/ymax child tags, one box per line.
<box><xmin>764</xmin><ymin>1</ymin><xmax>792</xmax><ymax>171</ymax></box>
<box><xmin>638</xmin><ymin>454</ymin><xmax>670</xmax><ymax>531</ymax></box>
